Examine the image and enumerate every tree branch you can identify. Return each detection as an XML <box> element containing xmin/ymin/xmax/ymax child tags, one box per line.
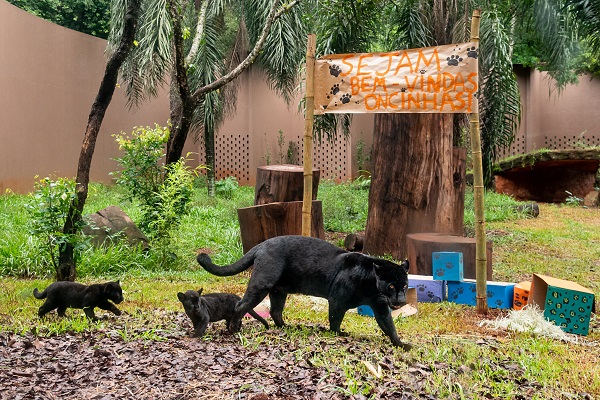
<box><xmin>190</xmin><ymin>0</ymin><xmax>302</xmax><ymax>99</ymax></box>
<box><xmin>185</xmin><ymin>0</ymin><xmax>208</xmax><ymax>66</ymax></box>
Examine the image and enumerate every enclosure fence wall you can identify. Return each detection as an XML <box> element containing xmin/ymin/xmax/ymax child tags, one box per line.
<box><xmin>2</xmin><ymin>0</ymin><xmax>599</xmax><ymax>193</ymax></box>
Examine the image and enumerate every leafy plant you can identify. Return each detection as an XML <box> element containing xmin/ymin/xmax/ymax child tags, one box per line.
<box><xmin>25</xmin><ymin>177</ymin><xmax>89</xmax><ymax>274</ymax></box>
<box><xmin>277</xmin><ymin>129</ymin><xmax>286</xmax><ymax>164</ymax></box>
<box><xmin>287</xmin><ymin>140</ymin><xmax>300</xmax><ymax>164</ymax></box>
<box><xmin>565</xmin><ymin>190</ymin><xmax>583</xmax><ymax>206</ymax></box>
<box><xmin>112</xmin><ymin>125</ymin><xmax>197</xmax><ymax>244</ymax></box>
<box><xmin>214</xmin><ymin>176</ymin><xmax>239</xmax><ymax>200</ymax></box>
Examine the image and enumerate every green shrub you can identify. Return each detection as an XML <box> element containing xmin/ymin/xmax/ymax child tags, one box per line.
<box><xmin>112</xmin><ymin>125</ymin><xmax>197</xmax><ymax>244</ymax></box>
<box><xmin>24</xmin><ymin>177</ymin><xmax>88</xmax><ymax>273</ymax></box>
<box><xmin>215</xmin><ymin>176</ymin><xmax>239</xmax><ymax>200</ymax></box>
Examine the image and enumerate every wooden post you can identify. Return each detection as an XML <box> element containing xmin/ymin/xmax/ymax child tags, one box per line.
<box><xmin>470</xmin><ymin>10</ymin><xmax>488</xmax><ymax>315</ymax></box>
<box><xmin>302</xmin><ymin>34</ymin><xmax>316</xmax><ymax>236</ymax></box>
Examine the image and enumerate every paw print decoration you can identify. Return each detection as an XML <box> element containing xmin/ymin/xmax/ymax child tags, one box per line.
<box><xmin>329</xmin><ymin>64</ymin><xmax>342</xmax><ymax>77</ymax></box>
<box><xmin>447</xmin><ymin>54</ymin><xmax>463</xmax><ymax>66</ymax></box>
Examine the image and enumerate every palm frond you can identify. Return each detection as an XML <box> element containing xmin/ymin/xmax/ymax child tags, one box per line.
<box><xmin>479</xmin><ymin>9</ymin><xmax>521</xmax><ymax>187</ymax></box>
<box><xmin>522</xmin><ymin>0</ymin><xmax>579</xmax><ymax>89</ymax></box>
<box><xmin>567</xmin><ymin>0</ymin><xmax>600</xmax><ymax>55</ymax></box>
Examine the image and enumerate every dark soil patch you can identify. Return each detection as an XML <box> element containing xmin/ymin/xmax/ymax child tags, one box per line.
<box><xmin>0</xmin><ymin>313</ymin><xmax>424</xmax><ymax>400</ymax></box>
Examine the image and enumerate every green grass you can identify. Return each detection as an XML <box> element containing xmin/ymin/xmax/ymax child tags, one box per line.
<box><xmin>1</xmin><ymin>180</ymin><xmax>599</xmax><ymax>398</ymax></box>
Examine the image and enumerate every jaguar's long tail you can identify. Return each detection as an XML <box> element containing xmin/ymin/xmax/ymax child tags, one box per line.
<box><xmin>196</xmin><ymin>246</ymin><xmax>258</xmax><ymax>277</ymax></box>
<box><xmin>33</xmin><ymin>288</ymin><xmax>47</xmax><ymax>299</ymax></box>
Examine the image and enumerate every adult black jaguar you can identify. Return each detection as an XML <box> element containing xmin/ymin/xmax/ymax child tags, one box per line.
<box><xmin>197</xmin><ymin>235</ymin><xmax>411</xmax><ymax>350</ymax></box>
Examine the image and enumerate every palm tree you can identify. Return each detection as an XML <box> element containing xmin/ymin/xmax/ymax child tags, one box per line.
<box><xmin>111</xmin><ymin>0</ymin><xmax>307</xmax><ymax>196</ymax></box>
<box><xmin>310</xmin><ymin>0</ymin><xmax>579</xmax><ymax>259</ymax></box>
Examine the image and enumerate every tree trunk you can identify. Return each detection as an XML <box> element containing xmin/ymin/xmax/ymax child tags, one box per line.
<box><xmin>363</xmin><ymin>113</ymin><xmax>458</xmax><ymax>260</ymax></box>
<box><xmin>205</xmin><ymin>124</ymin><xmax>216</xmax><ymax>197</ymax></box>
<box><xmin>57</xmin><ymin>0</ymin><xmax>142</xmax><ymax>281</ymax></box>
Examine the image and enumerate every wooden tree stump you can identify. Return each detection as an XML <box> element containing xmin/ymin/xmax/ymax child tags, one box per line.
<box><xmin>406</xmin><ymin>233</ymin><xmax>493</xmax><ymax>280</ymax></box>
<box><xmin>344</xmin><ymin>233</ymin><xmax>364</xmax><ymax>251</ymax></box>
<box><xmin>255</xmin><ymin>164</ymin><xmax>320</xmax><ymax>205</ymax></box>
<box><xmin>238</xmin><ymin>201</ymin><xmax>325</xmax><ymax>253</ymax></box>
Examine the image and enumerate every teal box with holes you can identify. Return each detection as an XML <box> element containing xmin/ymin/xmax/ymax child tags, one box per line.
<box><xmin>528</xmin><ymin>274</ymin><xmax>595</xmax><ymax>336</ymax></box>
<box><xmin>447</xmin><ymin>279</ymin><xmax>515</xmax><ymax>309</ymax></box>
<box><xmin>432</xmin><ymin>252</ymin><xmax>464</xmax><ymax>281</ymax></box>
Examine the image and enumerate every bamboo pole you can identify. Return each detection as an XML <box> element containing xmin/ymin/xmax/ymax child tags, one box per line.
<box><xmin>469</xmin><ymin>10</ymin><xmax>488</xmax><ymax>315</ymax></box>
<box><xmin>302</xmin><ymin>34</ymin><xmax>316</xmax><ymax>236</ymax></box>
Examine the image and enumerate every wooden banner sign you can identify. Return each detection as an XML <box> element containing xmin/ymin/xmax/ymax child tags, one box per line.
<box><xmin>314</xmin><ymin>42</ymin><xmax>478</xmax><ymax>114</ymax></box>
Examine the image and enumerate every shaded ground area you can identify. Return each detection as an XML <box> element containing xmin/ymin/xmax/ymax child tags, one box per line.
<box><xmin>0</xmin><ymin>307</ymin><xmax>568</xmax><ymax>399</ymax></box>
<box><xmin>0</xmin><ymin>313</ymin><xmax>427</xmax><ymax>400</ymax></box>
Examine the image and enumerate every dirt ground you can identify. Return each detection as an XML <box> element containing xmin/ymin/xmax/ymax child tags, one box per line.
<box><xmin>0</xmin><ymin>312</ymin><xmax>428</xmax><ymax>400</ymax></box>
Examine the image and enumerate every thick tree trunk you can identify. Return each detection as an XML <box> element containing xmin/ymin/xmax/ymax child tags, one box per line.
<box><xmin>363</xmin><ymin>113</ymin><xmax>459</xmax><ymax>260</ymax></box>
<box><xmin>57</xmin><ymin>0</ymin><xmax>142</xmax><ymax>281</ymax></box>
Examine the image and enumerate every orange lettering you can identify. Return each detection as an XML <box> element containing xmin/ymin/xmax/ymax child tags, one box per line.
<box><xmin>405</xmin><ymin>75</ymin><xmax>422</xmax><ymax>91</ymax></box>
<box><xmin>356</xmin><ymin>54</ymin><xmax>373</xmax><ymax>76</ymax></box>
<box><xmin>466</xmin><ymin>72</ymin><xmax>478</xmax><ymax>92</ymax></box>
<box><xmin>350</xmin><ymin>76</ymin><xmax>361</xmax><ymax>95</ymax></box>
<box><xmin>454</xmin><ymin>92</ymin><xmax>466</xmax><ymax>110</ymax></box>
<box><xmin>426</xmin><ymin>74</ymin><xmax>442</xmax><ymax>92</ymax></box>
<box><xmin>442</xmin><ymin>73</ymin><xmax>455</xmax><ymax>90</ymax></box>
<box><xmin>388</xmin><ymin>92</ymin><xmax>399</xmax><ymax>109</ymax></box>
<box><xmin>416</xmin><ymin>49</ymin><xmax>441</xmax><ymax>71</ymax></box>
<box><xmin>341</xmin><ymin>55</ymin><xmax>354</xmax><ymax>77</ymax></box>
<box><xmin>394</xmin><ymin>51</ymin><xmax>414</xmax><ymax>75</ymax></box>
<box><xmin>360</xmin><ymin>76</ymin><xmax>373</xmax><ymax>92</ymax></box>
<box><xmin>407</xmin><ymin>93</ymin><xmax>421</xmax><ymax>109</ymax></box>
<box><xmin>453</xmin><ymin>73</ymin><xmax>465</xmax><ymax>92</ymax></box>
<box><xmin>364</xmin><ymin>93</ymin><xmax>379</xmax><ymax>110</ymax></box>
<box><xmin>373</xmin><ymin>77</ymin><xmax>387</xmax><ymax>92</ymax></box>
<box><xmin>376</xmin><ymin>52</ymin><xmax>399</xmax><ymax>77</ymax></box>
<box><xmin>422</xmin><ymin>93</ymin><xmax>437</xmax><ymax>110</ymax></box>
<box><xmin>440</xmin><ymin>92</ymin><xmax>455</xmax><ymax>111</ymax></box>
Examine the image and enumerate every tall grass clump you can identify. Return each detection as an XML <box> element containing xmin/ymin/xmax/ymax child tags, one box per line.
<box><xmin>464</xmin><ymin>186</ymin><xmax>529</xmax><ymax>233</ymax></box>
<box><xmin>318</xmin><ymin>179</ymin><xmax>370</xmax><ymax>233</ymax></box>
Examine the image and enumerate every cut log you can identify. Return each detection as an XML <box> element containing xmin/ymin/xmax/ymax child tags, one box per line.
<box><xmin>406</xmin><ymin>233</ymin><xmax>493</xmax><ymax>280</ymax></box>
<box><xmin>344</xmin><ymin>233</ymin><xmax>364</xmax><ymax>252</ymax></box>
<box><xmin>238</xmin><ymin>201</ymin><xmax>325</xmax><ymax>253</ymax></box>
<box><xmin>255</xmin><ymin>164</ymin><xmax>320</xmax><ymax>205</ymax></box>
<box><xmin>513</xmin><ymin>202</ymin><xmax>540</xmax><ymax>217</ymax></box>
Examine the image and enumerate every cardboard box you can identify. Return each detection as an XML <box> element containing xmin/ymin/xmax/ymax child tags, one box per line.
<box><xmin>528</xmin><ymin>274</ymin><xmax>595</xmax><ymax>336</ymax></box>
<box><xmin>408</xmin><ymin>274</ymin><xmax>446</xmax><ymax>302</ymax></box>
<box><xmin>432</xmin><ymin>252</ymin><xmax>464</xmax><ymax>281</ymax></box>
<box><xmin>357</xmin><ymin>288</ymin><xmax>417</xmax><ymax>317</ymax></box>
<box><xmin>447</xmin><ymin>279</ymin><xmax>515</xmax><ymax>309</ymax></box>
<box><xmin>513</xmin><ymin>281</ymin><xmax>532</xmax><ymax>310</ymax></box>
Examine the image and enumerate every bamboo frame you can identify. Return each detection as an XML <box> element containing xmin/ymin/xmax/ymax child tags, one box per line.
<box><xmin>469</xmin><ymin>10</ymin><xmax>488</xmax><ymax>315</ymax></box>
<box><xmin>302</xmin><ymin>34</ymin><xmax>316</xmax><ymax>236</ymax></box>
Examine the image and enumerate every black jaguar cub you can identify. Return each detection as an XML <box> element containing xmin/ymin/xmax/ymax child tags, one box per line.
<box><xmin>177</xmin><ymin>289</ymin><xmax>269</xmax><ymax>337</ymax></box>
<box><xmin>33</xmin><ymin>280</ymin><xmax>124</xmax><ymax>320</ymax></box>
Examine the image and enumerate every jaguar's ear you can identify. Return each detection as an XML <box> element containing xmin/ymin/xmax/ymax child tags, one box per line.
<box><xmin>197</xmin><ymin>288</ymin><xmax>203</xmax><ymax>296</ymax></box>
<box><xmin>401</xmin><ymin>260</ymin><xmax>409</xmax><ymax>273</ymax></box>
<box><xmin>177</xmin><ymin>292</ymin><xmax>185</xmax><ymax>302</ymax></box>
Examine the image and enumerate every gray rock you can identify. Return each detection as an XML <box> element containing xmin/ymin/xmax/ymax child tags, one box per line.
<box><xmin>82</xmin><ymin>205</ymin><xmax>149</xmax><ymax>250</ymax></box>
<box><xmin>583</xmin><ymin>190</ymin><xmax>599</xmax><ymax>207</ymax></box>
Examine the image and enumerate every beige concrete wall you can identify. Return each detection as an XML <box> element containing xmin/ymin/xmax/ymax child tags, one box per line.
<box><xmin>503</xmin><ymin>66</ymin><xmax>600</xmax><ymax>157</ymax></box>
<box><xmin>0</xmin><ymin>1</ymin><xmax>171</xmax><ymax>193</ymax></box>
<box><xmin>199</xmin><ymin>66</ymin><xmax>374</xmax><ymax>186</ymax></box>
<box><xmin>3</xmin><ymin>0</ymin><xmax>597</xmax><ymax>193</ymax></box>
